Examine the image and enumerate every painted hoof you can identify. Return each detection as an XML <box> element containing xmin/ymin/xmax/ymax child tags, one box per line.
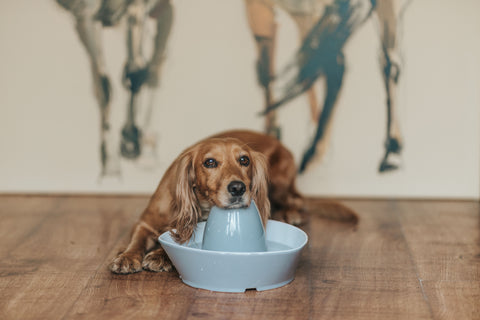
<box><xmin>379</xmin><ymin>138</ymin><xmax>402</xmax><ymax>172</ymax></box>
<box><xmin>385</xmin><ymin>137</ymin><xmax>402</xmax><ymax>154</ymax></box>
<box><xmin>121</xmin><ymin>126</ymin><xmax>142</xmax><ymax>159</ymax></box>
<box><xmin>379</xmin><ymin>151</ymin><xmax>402</xmax><ymax>173</ymax></box>
<box><xmin>379</xmin><ymin>159</ymin><xmax>399</xmax><ymax>172</ymax></box>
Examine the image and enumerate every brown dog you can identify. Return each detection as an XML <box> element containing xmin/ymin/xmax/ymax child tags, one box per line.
<box><xmin>110</xmin><ymin>129</ymin><xmax>352</xmax><ymax>274</ymax></box>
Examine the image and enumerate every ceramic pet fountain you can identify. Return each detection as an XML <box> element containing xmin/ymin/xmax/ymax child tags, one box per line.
<box><xmin>159</xmin><ymin>201</ymin><xmax>308</xmax><ymax>292</ymax></box>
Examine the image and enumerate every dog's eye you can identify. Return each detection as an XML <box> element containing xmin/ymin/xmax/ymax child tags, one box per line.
<box><xmin>203</xmin><ymin>158</ymin><xmax>218</xmax><ymax>168</ymax></box>
<box><xmin>239</xmin><ymin>156</ymin><xmax>250</xmax><ymax>167</ymax></box>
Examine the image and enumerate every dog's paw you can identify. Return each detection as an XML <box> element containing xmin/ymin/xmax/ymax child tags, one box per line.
<box><xmin>285</xmin><ymin>210</ymin><xmax>304</xmax><ymax>226</ymax></box>
<box><xmin>109</xmin><ymin>252</ymin><xmax>143</xmax><ymax>274</ymax></box>
<box><xmin>142</xmin><ymin>249</ymin><xmax>173</xmax><ymax>272</ymax></box>
<box><xmin>273</xmin><ymin>210</ymin><xmax>304</xmax><ymax>226</ymax></box>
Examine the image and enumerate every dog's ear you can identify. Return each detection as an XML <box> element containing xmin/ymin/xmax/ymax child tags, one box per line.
<box><xmin>250</xmin><ymin>151</ymin><xmax>271</xmax><ymax>227</ymax></box>
<box><xmin>170</xmin><ymin>150</ymin><xmax>202</xmax><ymax>243</ymax></box>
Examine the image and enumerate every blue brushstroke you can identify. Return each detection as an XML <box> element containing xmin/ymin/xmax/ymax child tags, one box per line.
<box><xmin>262</xmin><ymin>0</ymin><xmax>377</xmax><ymax>173</ymax></box>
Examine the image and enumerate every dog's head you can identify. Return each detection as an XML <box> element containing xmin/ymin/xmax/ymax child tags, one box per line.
<box><xmin>170</xmin><ymin>137</ymin><xmax>270</xmax><ymax>243</ymax></box>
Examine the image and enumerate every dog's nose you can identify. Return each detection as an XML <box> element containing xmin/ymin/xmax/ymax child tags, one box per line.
<box><xmin>227</xmin><ymin>181</ymin><xmax>246</xmax><ymax>196</ymax></box>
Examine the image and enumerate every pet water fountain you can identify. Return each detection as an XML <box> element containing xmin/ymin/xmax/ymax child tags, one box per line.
<box><xmin>159</xmin><ymin>201</ymin><xmax>308</xmax><ymax>292</ymax></box>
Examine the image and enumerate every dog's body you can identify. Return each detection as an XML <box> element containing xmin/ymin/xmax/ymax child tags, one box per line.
<box><xmin>110</xmin><ymin>129</ymin><xmax>354</xmax><ymax>274</ymax></box>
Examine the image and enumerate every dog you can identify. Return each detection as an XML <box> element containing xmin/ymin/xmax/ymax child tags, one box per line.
<box><xmin>110</xmin><ymin>129</ymin><xmax>356</xmax><ymax>274</ymax></box>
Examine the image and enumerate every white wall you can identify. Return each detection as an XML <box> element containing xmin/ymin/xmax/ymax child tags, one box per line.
<box><xmin>0</xmin><ymin>0</ymin><xmax>479</xmax><ymax>199</ymax></box>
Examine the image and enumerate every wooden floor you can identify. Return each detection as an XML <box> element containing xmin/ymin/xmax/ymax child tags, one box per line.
<box><xmin>0</xmin><ymin>196</ymin><xmax>479</xmax><ymax>320</ymax></box>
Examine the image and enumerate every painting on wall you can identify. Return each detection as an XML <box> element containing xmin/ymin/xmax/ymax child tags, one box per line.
<box><xmin>56</xmin><ymin>0</ymin><xmax>174</xmax><ymax>176</ymax></box>
<box><xmin>55</xmin><ymin>0</ymin><xmax>411</xmax><ymax>177</ymax></box>
<box><xmin>244</xmin><ymin>0</ymin><xmax>411</xmax><ymax>173</ymax></box>
<box><xmin>0</xmin><ymin>0</ymin><xmax>479</xmax><ymax>198</ymax></box>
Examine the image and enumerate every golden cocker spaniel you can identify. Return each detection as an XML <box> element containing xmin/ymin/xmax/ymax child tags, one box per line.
<box><xmin>110</xmin><ymin>129</ymin><xmax>353</xmax><ymax>274</ymax></box>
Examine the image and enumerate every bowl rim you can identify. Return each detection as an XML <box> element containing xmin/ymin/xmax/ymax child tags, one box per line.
<box><xmin>159</xmin><ymin>220</ymin><xmax>308</xmax><ymax>256</ymax></box>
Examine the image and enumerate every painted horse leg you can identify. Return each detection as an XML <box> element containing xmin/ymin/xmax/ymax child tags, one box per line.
<box><xmin>299</xmin><ymin>53</ymin><xmax>345</xmax><ymax>173</ymax></box>
<box><xmin>290</xmin><ymin>13</ymin><xmax>321</xmax><ymax>123</ymax></box>
<box><xmin>136</xmin><ymin>0</ymin><xmax>173</xmax><ymax>165</ymax></box>
<box><xmin>121</xmin><ymin>0</ymin><xmax>149</xmax><ymax>159</ymax></box>
<box><xmin>146</xmin><ymin>0</ymin><xmax>173</xmax><ymax>88</ymax></box>
<box><xmin>244</xmin><ymin>0</ymin><xmax>281</xmax><ymax>139</ymax></box>
<box><xmin>63</xmin><ymin>0</ymin><xmax>120</xmax><ymax>176</ymax></box>
<box><xmin>375</xmin><ymin>0</ymin><xmax>404</xmax><ymax>172</ymax></box>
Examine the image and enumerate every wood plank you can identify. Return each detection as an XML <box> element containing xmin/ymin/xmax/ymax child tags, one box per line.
<box><xmin>64</xmin><ymin>267</ymin><xmax>197</xmax><ymax>319</ymax></box>
<box><xmin>0</xmin><ymin>196</ymin><xmax>58</xmax><ymax>257</ymax></box>
<box><xmin>398</xmin><ymin>201</ymin><xmax>480</xmax><ymax>281</ymax></box>
<box><xmin>307</xmin><ymin>200</ymin><xmax>432</xmax><ymax>319</ymax></box>
<box><xmin>1</xmin><ymin>196</ymin><xmax>479</xmax><ymax>320</ymax></box>
<box><xmin>0</xmin><ymin>196</ymin><xmax>148</xmax><ymax>320</ymax></box>
<box><xmin>396</xmin><ymin>200</ymin><xmax>480</xmax><ymax>320</ymax></box>
<box><xmin>310</xmin><ymin>279</ymin><xmax>431</xmax><ymax>320</ymax></box>
<box><xmin>308</xmin><ymin>200</ymin><xmax>416</xmax><ymax>281</ymax></box>
<box><xmin>422</xmin><ymin>281</ymin><xmax>480</xmax><ymax>320</ymax></box>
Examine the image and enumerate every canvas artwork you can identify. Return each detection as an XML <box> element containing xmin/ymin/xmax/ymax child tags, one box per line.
<box><xmin>244</xmin><ymin>0</ymin><xmax>410</xmax><ymax>174</ymax></box>
<box><xmin>0</xmin><ymin>0</ymin><xmax>479</xmax><ymax>198</ymax></box>
<box><xmin>56</xmin><ymin>0</ymin><xmax>174</xmax><ymax>177</ymax></box>
<box><xmin>54</xmin><ymin>0</ymin><xmax>409</xmax><ymax>175</ymax></box>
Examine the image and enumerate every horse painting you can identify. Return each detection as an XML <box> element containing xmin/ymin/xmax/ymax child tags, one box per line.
<box><xmin>58</xmin><ymin>0</ymin><xmax>410</xmax><ymax>177</ymax></box>
<box><xmin>245</xmin><ymin>0</ymin><xmax>411</xmax><ymax>172</ymax></box>
<box><xmin>57</xmin><ymin>0</ymin><xmax>173</xmax><ymax>176</ymax></box>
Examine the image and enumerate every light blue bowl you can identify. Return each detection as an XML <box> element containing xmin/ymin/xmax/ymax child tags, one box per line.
<box><xmin>159</xmin><ymin>220</ymin><xmax>308</xmax><ymax>292</ymax></box>
<box><xmin>202</xmin><ymin>201</ymin><xmax>267</xmax><ymax>252</ymax></box>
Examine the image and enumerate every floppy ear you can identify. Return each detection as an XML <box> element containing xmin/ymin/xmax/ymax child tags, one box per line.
<box><xmin>250</xmin><ymin>151</ymin><xmax>271</xmax><ymax>227</ymax></box>
<box><xmin>169</xmin><ymin>150</ymin><xmax>202</xmax><ymax>243</ymax></box>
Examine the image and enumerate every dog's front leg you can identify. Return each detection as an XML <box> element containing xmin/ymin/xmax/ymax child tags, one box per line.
<box><xmin>110</xmin><ymin>222</ymin><xmax>152</xmax><ymax>274</ymax></box>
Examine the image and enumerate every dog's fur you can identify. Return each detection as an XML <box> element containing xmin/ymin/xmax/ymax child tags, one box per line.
<box><xmin>110</xmin><ymin>129</ymin><xmax>356</xmax><ymax>274</ymax></box>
